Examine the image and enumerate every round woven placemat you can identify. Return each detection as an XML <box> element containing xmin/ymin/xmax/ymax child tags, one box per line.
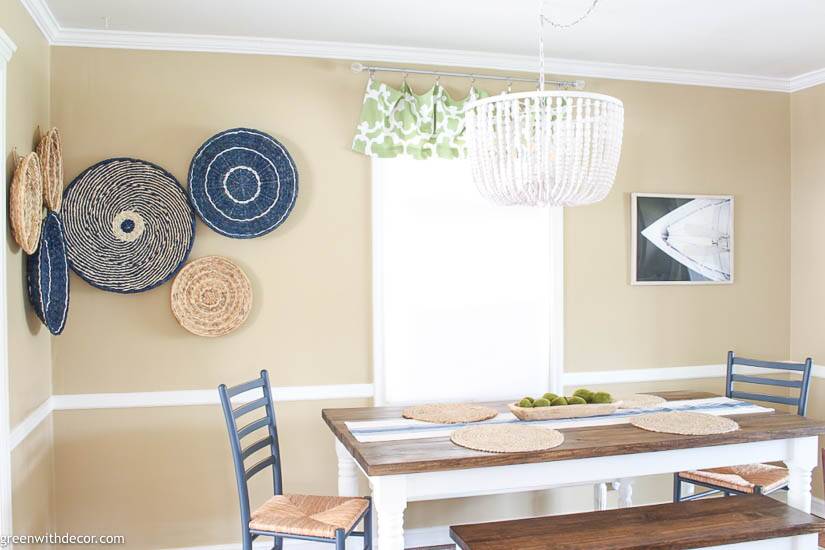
<box><xmin>37</xmin><ymin>128</ymin><xmax>63</xmax><ymax>211</ymax></box>
<box><xmin>171</xmin><ymin>256</ymin><xmax>252</xmax><ymax>337</ymax></box>
<box><xmin>451</xmin><ymin>425</ymin><xmax>564</xmax><ymax>453</ymax></box>
<box><xmin>618</xmin><ymin>394</ymin><xmax>667</xmax><ymax>409</ymax></box>
<box><xmin>10</xmin><ymin>152</ymin><xmax>44</xmax><ymax>254</ymax></box>
<box><xmin>630</xmin><ymin>412</ymin><xmax>740</xmax><ymax>435</ymax></box>
<box><xmin>402</xmin><ymin>404</ymin><xmax>498</xmax><ymax>424</ymax></box>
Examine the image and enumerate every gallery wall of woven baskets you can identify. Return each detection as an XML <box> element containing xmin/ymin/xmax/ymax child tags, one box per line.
<box><xmin>9</xmin><ymin>126</ymin><xmax>298</xmax><ymax>338</ymax></box>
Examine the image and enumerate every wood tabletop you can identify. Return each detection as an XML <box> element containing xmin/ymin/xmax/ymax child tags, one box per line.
<box><xmin>322</xmin><ymin>391</ymin><xmax>825</xmax><ymax>477</ymax></box>
<box><xmin>449</xmin><ymin>494</ymin><xmax>825</xmax><ymax>550</ymax></box>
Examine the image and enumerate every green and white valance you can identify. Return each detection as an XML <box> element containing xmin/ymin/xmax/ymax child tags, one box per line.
<box><xmin>352</xmin><ymin>79</ymin><xmax>488</xmax><ymax>160</ymax></box>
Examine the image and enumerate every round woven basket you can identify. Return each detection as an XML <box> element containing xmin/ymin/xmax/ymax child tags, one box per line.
<box><xmin>188</xmin><ymin>128</ymin><xmax>298</xmax><ymax>239</ymax></box>
<box><xmin>631</xmin><ymin>412</ymin><xmax>740</xmax><ymax>436</ymax></box>
<box><xmin>451</xmin><ymin>424</ymin><xmax>564</xmax><ymax>453</ymax></box>
<box><xmin>171</xmin><ymin>256</ymin><xmax>252</xmax><ymax>337</ymax></box>
<box><xmin>26</xmin><ymin>212</ymin><xmax>69</xmax><ymax>335</ymax></box>
<box><xmin>37</xmin><ymin>128</ymin><xmax>64</xmax><ymax>211</ymax></box>
<box><xmin>402</xmin><ymin>404</ymin><xmax>498</xmax><ymax>424</ymax></box>
<box><xmin>10</xmin><ymin>152</ymin><xmax>44</xmax><ymax>254</ymax></box>
<box><xmin>61</xmin><ymin>158</ymin><xmax>195</xmax><ymax>293</ymax></box>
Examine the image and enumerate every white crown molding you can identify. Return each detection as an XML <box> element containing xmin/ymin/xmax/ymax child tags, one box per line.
<box><xmin>789</xmin><ymin>67</ymin><xmax>825</xmax><ymax>93</ymax></box>
<box><xmin>0</xmin><ymin>29</ymin><xmax>16</xmax><ymax>63</ymax></box>
<box><xmin>17</xmin><ymin>0</ymin><xmax>59</xmax><ymax>43</ymax></box>
<box><xmin>49</xmin><ymin>27</ymin><xmax>794</xmax><ymax>93</ymax></box>
<box><xmin>19</xmin><ymin>0</ymin><xmax>824</xmax><ymax>93</ymax></box>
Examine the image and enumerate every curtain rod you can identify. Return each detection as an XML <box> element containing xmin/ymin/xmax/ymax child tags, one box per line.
<box><xmin>350</xmin><ymin>63</ymin><xmax>585</xmax><ymax>90</ymax></box>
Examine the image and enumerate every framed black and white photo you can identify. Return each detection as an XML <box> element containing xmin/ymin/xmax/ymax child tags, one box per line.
<box><xmin>631</xmin><ymin>193</ymin><xmax>734</xmax><ymax>285</ymax></box>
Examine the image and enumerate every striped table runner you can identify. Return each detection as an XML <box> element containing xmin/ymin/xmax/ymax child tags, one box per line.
<box><xmin>346</xmin><ymin>397</ymin><xmax>773</xmax><ymax>443</ymax></box>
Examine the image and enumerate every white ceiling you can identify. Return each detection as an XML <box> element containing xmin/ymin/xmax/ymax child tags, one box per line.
<box><xmin>31</xmin><ymin>0</ymin><xmax>825</xmax><ymax>86</ymax></box>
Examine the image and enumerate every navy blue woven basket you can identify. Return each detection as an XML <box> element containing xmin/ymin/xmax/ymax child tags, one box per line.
<box><xmin>188</xmin><ymin>128</ymin><xmax>298</xmax><ymax>238</ymax></box>
<box><xmin>27</xmin><ymin>211</ymin><xmax>69</xmax><ymax>335</ymax></box>
<box><xmin>61</xmin><ymin>158</ymin><xmax>196</xmax><ymax>293</ymax></box>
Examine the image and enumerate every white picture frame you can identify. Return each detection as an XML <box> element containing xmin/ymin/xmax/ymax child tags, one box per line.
<box><xmin>631</xmin><ymin>193</ymin><xmax>734</xmax><ymax>285</ymax></box>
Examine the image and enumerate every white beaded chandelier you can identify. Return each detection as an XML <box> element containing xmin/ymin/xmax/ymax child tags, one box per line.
<box><xmin>465</xmin><ymin>0</ymin><xmax>624</xmax><ymax>207</ymax></box>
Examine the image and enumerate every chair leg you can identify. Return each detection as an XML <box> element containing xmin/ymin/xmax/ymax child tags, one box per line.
<box><xmin>673</xmin><ymin>473</ymin><xmax>682</xmax><ymax>502</ymax></box>
<box><xmin>364</xmin><ymin>506</ymin><xmax>373</xmax><ymax>550</ymax></box>
<box><xmin>272</xmin><ymin>536</ymin><xmax>283</xmax><ymax>550</ymax></box>
<box><xmin>335</xmin><ymin>528</ymin><xmax>346</xmax><ymax>550</ymax></box>
<box><xmin>242</xmin><ymin>530</ymin><xmax>254</xmax><ymax>550</ymax></box>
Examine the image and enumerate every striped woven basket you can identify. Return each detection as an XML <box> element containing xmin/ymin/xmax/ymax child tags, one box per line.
<box><xmin>61</xmin><ymin>158</ymin><xmax>196</xmax><ymax>293</ymax></box>
<box><xmin>26</xmin><ymin>211</ymin><xmax>69</xmax><ymax>335</ymax></box>
<box><xmin>188</xmin><ymin>128</ymin><xmax>298</xmax><ymax>239</ymax></box>
<box><xmin>9</xmin><ymin>152</ymin><xmax>44</xmax><ymax>254</ymax></box>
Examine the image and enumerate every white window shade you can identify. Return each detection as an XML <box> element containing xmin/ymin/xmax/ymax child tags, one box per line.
<box><xmin>372</xmin><ymin>158</ymin><xmax>563</xmax><ymax>405</ymax></box>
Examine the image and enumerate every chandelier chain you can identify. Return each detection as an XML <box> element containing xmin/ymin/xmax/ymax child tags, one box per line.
<box><xmin>539</xmin><ymin>0</ymin><xmax>601</xmax><ymax>91</ymax></box>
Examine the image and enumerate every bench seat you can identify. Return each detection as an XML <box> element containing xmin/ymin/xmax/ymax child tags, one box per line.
<box><xmin>450</xmin><ymin>495</ymin><xmax>825</xmax><ymax>550</ymax></box>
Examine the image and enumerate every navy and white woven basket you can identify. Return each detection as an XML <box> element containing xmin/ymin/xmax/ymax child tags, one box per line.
<box><xmin>188</xmin><ymin>128</ymin><xmax>298</xmax><ymax>238</ymax></box>
<box><xmin>62</xmin><ymin>158</ymin><xmax>196</xmax><ymax>293</ymax></box>
<box><xmin>27</xmin><ymin>211</ymin><xmax>69</xmax><ymax>335</ymax></box>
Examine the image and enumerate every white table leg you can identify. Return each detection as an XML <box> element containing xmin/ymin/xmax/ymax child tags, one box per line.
<box><xmin>593</xmin><ymin>482</ymin><xmax>608</xmax><ymax>511</ymax></box>
<box><xmin>335</xmin><ymin>439</ymin><xmax>360</xmax><ymax>497</ymax></box>
<box><xmin>785</xmin><ymin>437</ymin><xmax>818</xmax><ymax>514</ymax></box>
<box><xmin>617</xmin><ymin>478</ymin><xmax>634</xmax><ymax>508</ymax></box>
<box><xmin>370</xmin><ymin>476</ymin><xmax>407</xmax><ymax>550</ymax></box>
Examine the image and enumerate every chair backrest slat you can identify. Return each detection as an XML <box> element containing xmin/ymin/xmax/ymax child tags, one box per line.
<box><xmin>219</xmin><ymin>370</ymin><xmax>284</xmax><ymax>533</ymax></box>
<box><xmin>730</xmin><ymin>374</ymin><xmax>803</xmax><ymax>389</ymax></box>
<box><xmin>725</xmin><ymin>351</ymin><xmax>813</xmax><ymax>416</ymax></box>
<box><xmin>237</xmin><ymin>416</ymin><xmax>270</xmax><ymax>439</ymax></box>
<box><xmin>732</xmin><ymin>356</ymin><xmax>807</xmax><ymax>371</ymax></box>
<box><xmin>242</xmin><ymin>436</ymin><xmax>274</xmax><ymax>460</ymax></box>
<box><xmin>225</xmin><ymin>377</ymin><xmax>266</xmax><ymax>397</ymax></box>
<box><xmin>233</xmin><ymin>396</ymin><xmax>269</xmax><ymax>418</ymax></box>
<box><xmin>245</xmin><ymin>455</ymin><xmax>276</xmax><ymax>480</ymax></box>
<box><xmin>729</xmin><ymin>391</ymin><xmax>800</xmax><ymax>407</ymax></box>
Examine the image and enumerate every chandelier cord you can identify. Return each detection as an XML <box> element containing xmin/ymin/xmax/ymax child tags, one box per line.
<box><xmin>539</xmin><ymin>0</ymin><xmax>601</xmax><ymax>91</ymax></box>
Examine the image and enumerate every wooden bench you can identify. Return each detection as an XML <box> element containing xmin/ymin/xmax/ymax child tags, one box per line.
<box><xmin>450</xmin><ymin>495</ymin><xmax>825</xmax><ymax>550</ymax></box>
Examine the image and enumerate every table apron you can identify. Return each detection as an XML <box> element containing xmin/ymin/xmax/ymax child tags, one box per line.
<box><xmin>377</xmin><ymin>437</ymin><xmax>820</xmax><ymax>502</ymax></box>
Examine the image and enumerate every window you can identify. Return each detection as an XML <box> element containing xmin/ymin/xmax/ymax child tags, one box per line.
<box><xmin>372</xmin><ymin>158</ymin><xmax>564</xmax><ymax>405</ymax></box>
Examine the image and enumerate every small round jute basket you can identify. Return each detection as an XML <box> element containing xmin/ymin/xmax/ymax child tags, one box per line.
<box><xmin>402</xmin><ymin>403</ymin><xmax>498</xmax><ymax>424</ymax></box>
<box><xmin>10</xmin><ymin>152</ymin><xmax>44</xmax><ymax>254</ymax></box>
<box><xmin>451</xmin><ymin>424</ymin><xmax>564</xmax><ymax>453</ymax></box>
<box><xmin>630</xmin><ymin>412</ymin><xmax>739</xmax><ymax>436</ymax></box>
<box><xmin>37</xmin><ymin>128</ymin><xmax>64</xmax><ymax>211</ymax></box>
<box><xmin>171</xmin><ymin>256</ymin><xmax>252</xmax><ymax>337</ymax></box>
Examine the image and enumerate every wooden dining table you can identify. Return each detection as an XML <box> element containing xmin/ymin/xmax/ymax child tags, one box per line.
<box><xmin>322</xmin><ymin>391</ymin><xmax>825</xmax><ymax>550</ymax></box>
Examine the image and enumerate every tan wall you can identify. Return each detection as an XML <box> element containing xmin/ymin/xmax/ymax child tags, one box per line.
<box><xmin>790</xmin><ymin>83</ymin><xmax>825</xmax><ymax>499</ymax></box>
<box><xmin>45</xmin><ymin>45</ymin><xmax>796</xmax><ymax>548</ymax></box>
<box><xmin>2</xmin><ymin>0</ymin><xmax>55</xmax><ymax>539</ymax></box>
<box><xmin>3</xmin><ymin>0</ymin><xmax>52</xmax><ymax>428</ymax></box>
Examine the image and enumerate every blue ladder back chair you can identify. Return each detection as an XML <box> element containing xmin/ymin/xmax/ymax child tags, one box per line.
<box><xmin>724</xmin><ymin>351</ymin><xmax>813</xmax><ymax>416</ymax></box>
<box><xmin>219</xmin><ymin>370</ymin><xmax>371</xmax><ymax>550</ymax></box>
<box><xmin>674</xmin><ymin>351</ymin><xmax>813</xmax><ymax>502</ymax></box>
